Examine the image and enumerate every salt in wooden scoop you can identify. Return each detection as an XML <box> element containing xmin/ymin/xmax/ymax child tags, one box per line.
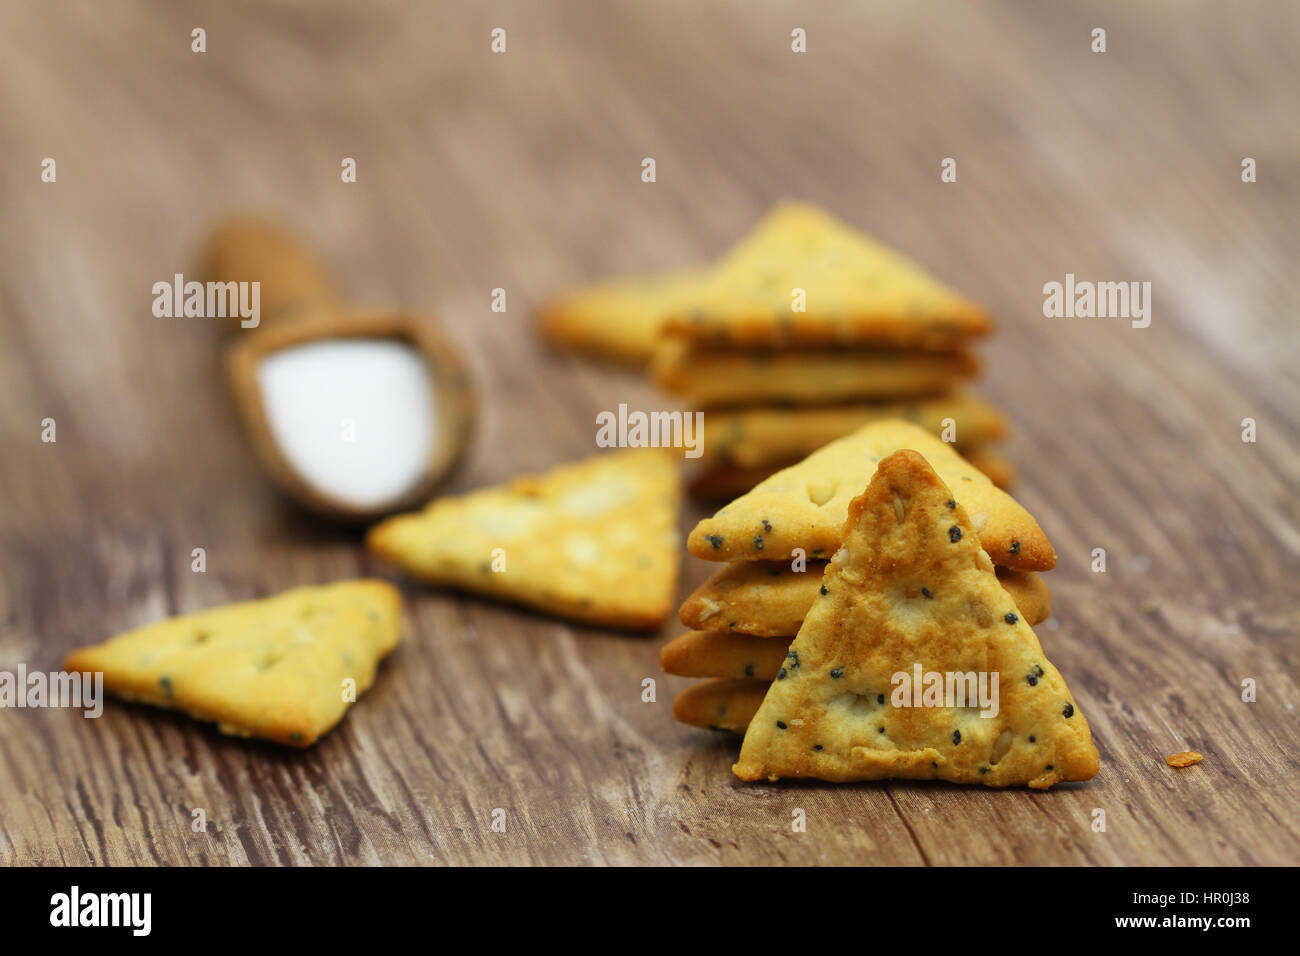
<box><xmin>205</xmin><ymin>220</ymin><xmax>474</xmax><ymax>522</ymax></box>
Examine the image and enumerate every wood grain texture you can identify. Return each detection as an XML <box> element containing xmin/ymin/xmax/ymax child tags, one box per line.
<box><xmin>1</xmin><ymin>0</ymin><xmax>1297</xmax><ymax>866</ymax></box>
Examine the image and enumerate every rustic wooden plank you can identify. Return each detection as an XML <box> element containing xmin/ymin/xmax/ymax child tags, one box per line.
<box><xmin>0</xmin><ymin>0</ymin><xmax>1296</xmax><ymax>866</ymax></box>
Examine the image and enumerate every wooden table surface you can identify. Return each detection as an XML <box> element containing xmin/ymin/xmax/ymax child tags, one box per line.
<box><xmin>1</xmin><ymin>0</ymin><xmax>1297</xmax><ymax>866</ymax></box>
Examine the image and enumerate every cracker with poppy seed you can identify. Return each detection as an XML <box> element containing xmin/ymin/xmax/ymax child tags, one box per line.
<box><xmin>61</xmin><ymin>580</ymin><xmax>403</xmax><ymax>747</ymax></box>
<box><xmin>366</xmin><ymin>448</ymin><xmax>681</xmax><ymax>630</ymax></box>
<box><xmin>700</xmin><ymin>392</ymin><xmax>1008</xmax><ymax>469</ymax></box>
<box><xmin>679</xmin><ymin>561</ymin><xmax>1049</xmax><ymax>638</ymax></box>
<box><xmin>688</xmin><ymin>419</ymin><xmax>1055</xmax><ymax>571</ymax></box>
<box><xmin>673</xmin><ymin>679</ymin><xmax>761</xmax><ymax>732</ymax></box>
<box><xmin>733</xmin><ymin>450</ymin><xmax>1097</xmax><ymax>788</ymax></box>
<box><xmin>661</xmin><ymin>202</ymin><xmax>992</xmax><ymax>350</ymax></box>
<box><xmin>672</xmin><ymin>677</ymin><xmax>769</xmax><ymax>734</ymax></box>
<box><xmin>690</xmin><ymin>439</ymin><xmax>1015</xmax><ymax>502</ymax></box>
<box><xmin>660</xmin><ymin>630</ymin><xmax>793</xmax><ymax>681</ymax></box>
<box><xmin>538</xmin><ymin>266</ymin><xmax>712</xmax><ymax>365</ymax></box>
<box><xmin>652</xmin><ymin>338</ymin><xmax>978</xmax><ymax>408</ymax></box>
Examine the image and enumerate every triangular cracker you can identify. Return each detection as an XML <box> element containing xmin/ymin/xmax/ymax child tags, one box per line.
<box><xmin>673</xmin><ymin>678</ymin><xmax>769</xmax><ymax>734</ymax></box>
<box><xmin>688</xmin><ymin>420</ymin><xmax>1054</xmax><ymax>570</ymax></box>
<box><xmin>733</xmin><ymin>450</ymin><xmax>1097</xmax><ymax>788</ymax></box>
<box><xmin>367</xmin><ymin>448</ymin><xmax>681</xmax><ymax>629</ymax></box>
<box><xmin>662</xmin><ymin>202</ymin><xmax>992</xmax><ymax>349</ymax></box>
<box><xmin>700</xmin><ymin>392</ymin><xmax>1008</xmax><ymax>469</ymax></box>
<box><xmin>651</xmin><ymin>339</ymin><xmax>978</xmax><ymax>407</ymax></box>
<box><xmin>660</xmin><ymin>630</ymin><xmax>791</xmax><ymax>681</ymax></box>
<box><xmin>538</xmin><ymin>267</ymin><xmax>712</xmax><ymax>364</ymax></box>
<box><xmin>688</xmin><ymin>444</ymin><xmax>1014</xmax><ymax>504</ymax></box>
<box><xmin>62</xmin><ymin>580</ymin><xmax>402</xmax><ymax>747</ymax></box>
<box><xmin>679</xmin><ymin>561</ymin><xmax>1049</xmax><ymax>638</ymax></box>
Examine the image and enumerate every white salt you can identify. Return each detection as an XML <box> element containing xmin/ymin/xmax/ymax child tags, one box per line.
<box><xmin>257</xmin><ymin>339</ymin><xmax>436</xmax><ymax>509</ymax></box>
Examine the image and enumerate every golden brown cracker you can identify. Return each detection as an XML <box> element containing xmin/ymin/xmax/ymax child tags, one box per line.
<box><xmin>701</xmin><ymin>393</ymin><xmax>1008</xmax><ymax>468</ymax></box>
<box><xmin>688</xmin><ymin>420</ymin><xmax>1055</xmax><ymax>571</ymax></box>
<box><xmin>662</xmin><ymin>202</ymin><xmax>992</xmax><ymax>349</ymax></box>
<box><xmin>653</xmin><ymin>338</ymin><xmax>978</xmax><ymax>407</ymax></box>
<box><xmin>679</xmin><ymin>561</ymin><xmax>1049</xmax><ymax>638</ymax></box>
<box><xmin>367</xmin><ymin>448</ymin><xmax>681</xmax><ymax>630</ymax></box>
<box><xmin>660</xmin><ymin>630</ymin><xmax>792</xmax><ymax>681</ymax></box>
<box><xmin>62</xmin><ymin>580</ymin><xmax>403</xmax><ymax>747</ymax></box>
<box><xmin>732</xmin><ymin>450</ymin><xmax>1097</xmax><ymax>788</ymax></box>
<box><xmin>672</xmin><ymin>677</ymin><xmax>769</xmax><ymax>734</ymax></box>
<box><xmin>538</xmin><ymin>267</ymin><xmax>711</xmax><ymax>364</ymax></box>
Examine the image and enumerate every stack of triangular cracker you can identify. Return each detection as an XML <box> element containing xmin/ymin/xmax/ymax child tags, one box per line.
<box><xmin>539</xmin><ymin>202</ymin><xmax>1013</xmax><ymax>494</ymax></box>
<box><xmin>661</xmin><ymin>421</ymin><xmax>1097</xmax><ymax>788</ymax></box>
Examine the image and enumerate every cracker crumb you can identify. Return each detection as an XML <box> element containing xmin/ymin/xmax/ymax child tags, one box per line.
<box><xmin>1166</xmin><ymin>750</ymin><xmax>1203</xmax><ymax>768</ymax></box>
<box><xmin>696</xmin><ymin>598</ymin><xmax>722</xmax><ymax>621</ymax></box>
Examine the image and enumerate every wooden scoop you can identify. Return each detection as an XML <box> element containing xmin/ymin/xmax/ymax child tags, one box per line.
<box><xmin>205</xmin><ymin>220</ymin><xmax>474</xmax><ymax>523</ymax></box>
